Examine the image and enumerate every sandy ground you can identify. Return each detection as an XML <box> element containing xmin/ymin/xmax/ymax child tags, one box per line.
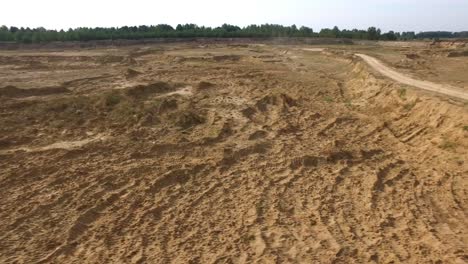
<box><xmin>0</xmin><ymin>43</ymin><xmax>467</xmax><ymax>263</ymax></box>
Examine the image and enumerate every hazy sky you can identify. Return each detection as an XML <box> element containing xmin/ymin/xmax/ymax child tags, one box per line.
<box><xmin>2</xmin><ymin>0</ymin><xmax>467</xmax><ymax>32</ymax></box>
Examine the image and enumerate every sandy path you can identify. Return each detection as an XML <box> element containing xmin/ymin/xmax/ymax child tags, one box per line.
<box><xmin>302</xmin><ymin>48</ymin><xmax>325</xmax><ymax>52</ymax></box>
<box><xmin>356</xmin><ymin>53</ymin><xmax>468</xmax><ymax>100</ymax></box>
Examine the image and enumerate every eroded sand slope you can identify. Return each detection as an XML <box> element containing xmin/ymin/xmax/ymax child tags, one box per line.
<box><xmin>0</xmin><ymin>44</ymin><xmax>467</xmax><ymax>263</ymax></box>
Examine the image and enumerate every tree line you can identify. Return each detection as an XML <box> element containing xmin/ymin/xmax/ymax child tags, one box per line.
<box><xmin>0</xmin><ymin>24</ymin><xmax>467</xmax><ymax>43</ymax></box>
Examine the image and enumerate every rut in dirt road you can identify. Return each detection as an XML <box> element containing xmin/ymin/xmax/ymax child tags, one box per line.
<box><xmin>356</xmin><ymin>53</ymin><xmax>468</xmax><ymax>100</ymax></box>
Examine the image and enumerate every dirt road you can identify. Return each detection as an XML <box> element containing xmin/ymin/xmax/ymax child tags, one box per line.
<box><xmin>356</xmin><ymin>53</ymin><xmax>468</xmax><ymax>100</ymax></box>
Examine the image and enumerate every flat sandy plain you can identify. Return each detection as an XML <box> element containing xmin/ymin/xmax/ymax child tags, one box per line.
<box><xmin>0</xmin><ymin>41</ymin><xmax>467</xmax><ymax>263</ymax></box>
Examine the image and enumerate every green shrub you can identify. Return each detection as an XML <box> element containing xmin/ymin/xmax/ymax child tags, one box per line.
<box><xmin>323</xmin><ymin>96</ymin><xmax>334</xmax><ymax>103</ymax></box>
<box><xmin>403</xmin><ymin>101</ymin><xmax>416</xmax><ymax>111</ymax></box>
<box><xmin>439</xmin><ymin>140</ymin><xmax>457</xmax><ymax>150</ymax></box>
<box><xmin>398</xmin><ymin>88</ymin><xmax>407</xmax><ymax>99</ymax></box>
<box><xmin>104</xmin><ymin>92</ymin><xmax>122</xmax><ymax>107</ymax></box>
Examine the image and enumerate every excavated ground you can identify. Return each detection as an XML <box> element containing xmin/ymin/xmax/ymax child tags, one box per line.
<box><xmin>0</xmin><ymin>43</ymin><xmax>467</xmax><ymax>263</ymax></box>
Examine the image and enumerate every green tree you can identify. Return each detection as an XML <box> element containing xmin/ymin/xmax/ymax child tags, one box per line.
<box><xmin>367</xmin><ymin>27</ymin><xmax>381</xmax><ymax>40</ymax></box>
<box><xmin>332</xmin><ymin>26</ymin><xmax>340</xmax><ymax>38</ymax></box>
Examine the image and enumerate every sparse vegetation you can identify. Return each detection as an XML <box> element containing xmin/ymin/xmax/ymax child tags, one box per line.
<box><xmin>344</xmin><ymin>99</ymin><xmax>353</xmax><ymax>109</ymax></box>
<box><xmin>398</xmin><ymin>88</ymin><xmax>407</xmax><ymax>99</ymax></box>
<box><xmin>324</xmin><ymin>96</ymin><xmax>334</xmax><ymax>103</ymax></box>
<box><xmin>403</xmin><ymin>101</ymin><xmax>416</xmax><ymax>111</ymax></box>
<box><xmin>109</xmin><ymin>100</ymin><xmax>138</xmax><ymax>122</ymax></box>
<box><xmin>103</xmin><ymin>91</ymin><xmax>122</xmax><ymax>107</ymax></box>
<box><xmin>439</xmin><ymin>140</ymin><xmax>457</xmax><ymax>150</ymax></box>
<box><xmin>197</xmin><ymin>81</ymin><xmax>215</xmax><ymax>90</ymax></box>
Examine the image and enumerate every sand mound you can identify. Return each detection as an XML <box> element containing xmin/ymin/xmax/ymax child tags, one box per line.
<box><xmin>176</xmin><ymin>111</ymin><xmax>205</xmax><ymax>129</ymax></box>
<box><xmin>125</xmin><ymin>82</ymin><xmax>175</xmax><ymax>98</ymax></box>
<box><xmin>125</xmin><ymin>68</ymin><xmax>143</xmax><ymax>78</ymax></box>
<box><xmin>197</xmin><ymin>81</ymin><xmax>215</xmax><ymax>90</ymax></box>
<box><xmin>157</xmin><ymin>98</ymin><xmax>179</xmax><ymax>113</ymax></box>
<box><xmin>405</xmin><ymin>53</ymin><xmax>420</xmax><ymax>59</ymax></box>
<box><xmin>430</xmin><ymin>40</ymin><xmax>467</xmax><ymax>49</ymax></box>
<box><xmin>255</xmin><ymin>93</ymin><xmax>297</xmax><ymax>112</ymax></box>
<box><xmin>212</xmin><ymin>55</ymin><xmax>242</xmax><ymax>61</ymax></box>
<box><xmin>0</xmin><ymin>85</ymin><xmax>70</xmax><ymax>98</ymax></box>
<box><xmin>447</xmin><ymin>50</ymin><xmax>468</xmax><ymax>57</ymax></box>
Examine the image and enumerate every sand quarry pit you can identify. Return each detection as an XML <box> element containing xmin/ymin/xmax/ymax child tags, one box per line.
<box><xmin>0</xmin><ymin>42</ymin><xmax>467</xmax><ymax>263</ymax></box>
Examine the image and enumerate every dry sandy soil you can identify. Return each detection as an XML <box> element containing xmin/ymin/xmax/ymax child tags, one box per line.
<box><xmin>0</xmin><ymin>42</ymin><xmax>467</xmax><ymax>263</ymax></box>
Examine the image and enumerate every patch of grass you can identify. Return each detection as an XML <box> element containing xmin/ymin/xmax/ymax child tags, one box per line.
<box><xmin>403</xmin><ymin>101</ymin><xmax>416</xmax><ymax>111</ymax></box>
<box><xmin>450</xmin><ymin>156</ymin><xmax>464</xmax><ymax>166</ymax></box>
<box><xmin>323</xmin><ymin>96</ymin><xmax>334</xmax><ymax>103</ymax></box>
<box><xmin>197</xmin><ymin>81</ymin><xmax>215</xmax><ymax>90</ymax></box>
<box><xmin>109</xmin><ymin>100</ymin><xmax>139</xmax><ymax>122</ymax></box>
<box><xmin>398</xmin><ymin>88</ymin><xmax>407</xmax><ymax>99</ymax></box>
<box><xmin>439</xmin><ymin>140</ymin><xmax>457</xmax><ymax>150</ymax></box>
<box><xmin>46</xmin><ymin>96</ymin><xmax>91</xmax><ymax>117</ymax></box>
<box><xmin>241</xmin><ymin>234</ymin><xmax>256</xmax><ymax>243</ymax></box>
<box><xmin>463</xmin><ymin>125</ymin><xmax>468</xmax><ymax>131</ymax></box>
<box><xmin>35</xmin><ymin>95</ymin><xmax>95</xmax><ymax>128</ymax></box>
<box><xmin>44</xmin><ymin>100</ymin><xmax>68</xmax><ymax>112</ymax></box>
<box><xmin>103</xmin><ymin>91</ymin><xmax>122</xmax><ymax>107</ymax></box>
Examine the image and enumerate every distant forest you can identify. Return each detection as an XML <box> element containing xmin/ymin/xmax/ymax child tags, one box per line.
<box><xmin>1</xmin><ymin>24</ymin><xmax>467</xmax><ymax>43</ymax></box>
